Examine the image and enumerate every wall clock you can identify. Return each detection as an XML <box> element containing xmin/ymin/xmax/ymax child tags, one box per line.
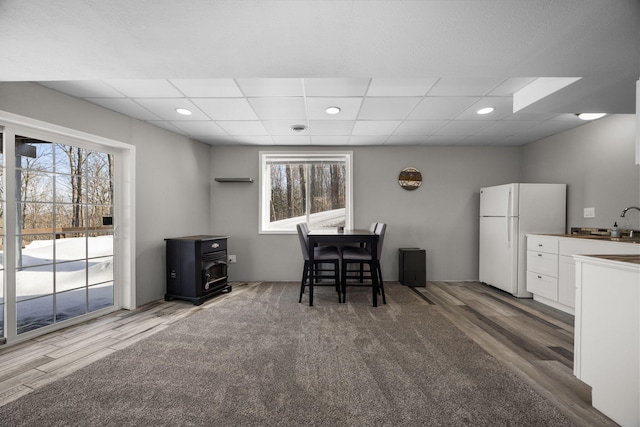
<box><xmin>398</xmin><ymin>167</ymin><xmax>422</xmax><ymax>191</ymax></box>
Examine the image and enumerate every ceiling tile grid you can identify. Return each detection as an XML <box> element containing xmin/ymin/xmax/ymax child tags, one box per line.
<box><xmin>38</xmin><ymin>76</ymin><xmax>598</xmax><ymax>147</ymax></box>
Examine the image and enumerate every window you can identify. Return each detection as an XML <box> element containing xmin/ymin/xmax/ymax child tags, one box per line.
<box><xmin>259</xmin><ymin>152</ymin><xmax>353</xmax><ymax>233</ymax></box>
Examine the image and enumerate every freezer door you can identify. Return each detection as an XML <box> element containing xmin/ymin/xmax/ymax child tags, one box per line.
<box><xmin>479</xmin><ymin>216</ymin><xmax>518</xmax><ymax>295</ymax></box>
<box><xmin>480</xmin><ymin>183</ymin><xmax>519</xmax><ymax>217</ymax></box>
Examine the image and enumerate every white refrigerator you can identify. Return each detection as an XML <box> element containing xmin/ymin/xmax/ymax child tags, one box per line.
<box><xmin>479</xmin><ymin>183</ymin><xmax>566</xmax><ymax>297</ymax></box>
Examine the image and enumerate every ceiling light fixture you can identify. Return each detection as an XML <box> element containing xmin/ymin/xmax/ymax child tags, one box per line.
<box><xmin>476</xmin><ymin>107</ymin><xmax>495</xmax><ymax>115</ymax></box>
<box><xmin>577</xmin><ymin>113</ymin><xmax>606</xmax><ymax>121</ymax></box>
<box><xmin>325</xmin><ymin>106</ymin><xmax>341</xmax><ymax>115</ymax></box>
<box><xmin>290</xmin><ymin>124</ymin><xmax>308</xmax><ymax>132</ymax></box>
<box><xmin>176</xmin><ymin>108</ymin><xmax>192</xmax><ymax>116</ymax></box>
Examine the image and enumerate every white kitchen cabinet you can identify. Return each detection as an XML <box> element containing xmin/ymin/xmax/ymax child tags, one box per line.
<box><xmin>526</xmin><ymin>234</ymin><xmax>640</xmax><ymax>314</ymax></box>
<box><xmin>558</xmin><ymin>255</ymin><xmax>576</xmax><ymax>307</ymax></box>
<box><xmin>526</xmin><ymin>236</ymin><xmax>559</xmax><ymax>301</ymax></box>
<box><xmin>574</xmin><ymin>255</ymin><xmax>640</xmax><ymax>427</ymax></box>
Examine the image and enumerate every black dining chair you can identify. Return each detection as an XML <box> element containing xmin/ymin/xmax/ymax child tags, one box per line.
<box><xmin>296</xmin><ymin>223</ymin><xmax>341</xmax><ymax>306</ymax></box>
<box><xmin>340</xmin><ymin>222</ymin><xmax>387</xmax><ymax>305</ymax></box>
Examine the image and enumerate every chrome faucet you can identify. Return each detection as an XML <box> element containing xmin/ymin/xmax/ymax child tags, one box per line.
<box><xmin>620</xmin><ymin>206</ymin><xmax>640</xmax><ymax>217</ymax></box>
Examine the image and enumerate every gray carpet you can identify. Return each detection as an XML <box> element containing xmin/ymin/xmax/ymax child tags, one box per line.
<box><xmin>0</xmin><ymin>282</ymin><xmax>574</xmax><ymax>426</ymax></box>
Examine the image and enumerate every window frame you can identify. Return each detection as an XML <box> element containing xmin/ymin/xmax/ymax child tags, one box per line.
<box><xmin>0</xmin><ymin>110</ymin><xmax>136</xmax><ymax>345</ymax></box>
<box><xmin>259</xmin><ymin>151</ymin><xmax>353</xmax><ymax>234</ymax></box>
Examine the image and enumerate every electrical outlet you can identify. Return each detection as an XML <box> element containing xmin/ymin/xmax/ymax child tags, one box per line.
<box><xmin>228</xmin><ymin>255</ymin><xmax>237</xmax><ymax>264</ymax></box>
<box><xmin>584</xmin><ymin>207</ymin><xmax>596</xmax><ymax>218</ymax></box>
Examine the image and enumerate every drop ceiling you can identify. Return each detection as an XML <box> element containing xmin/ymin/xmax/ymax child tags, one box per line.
<box><xmin>1</xmin><ymin>1</ymin><xmax>639</xmax><ymax>147</ymax></box>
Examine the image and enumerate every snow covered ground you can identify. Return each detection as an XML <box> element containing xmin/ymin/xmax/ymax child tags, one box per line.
<box><xmin>0</xmin><ymin>236</ymin><xmax>114</xmax><ymax>334</ymax></box>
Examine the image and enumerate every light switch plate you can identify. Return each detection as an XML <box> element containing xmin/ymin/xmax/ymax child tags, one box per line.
<box><xmin>584</xmin><ymin>207</ymin><xmax>596</xmax><ymax>218</ymax></box>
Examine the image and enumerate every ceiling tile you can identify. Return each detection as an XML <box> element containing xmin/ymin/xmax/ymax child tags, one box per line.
<box><xmin>425</xmin><ymin>135</ymin><xmax>466</xmax><ymax>145</ymax></box>
<box><xmin>234</xmin><ymin>136</ymin><xmax>275</xmax><ymax>145</ymax></box>
<box><xmin>311</xmin><ymin>136</ymin><xmax>350</xmax><ymax>145</ymax></box>
<box><xmin>86</xmin><ymin>98</ymin><xmax>161</xmax><ymax>121</ymax></box>
<box><xmin>351</xmin><ymin>120</ymin><xmax>401</xmax><ymax>135</ymax></box>
<box><xmin>474</xmin><ymin>120</ymin><xmax>540</xmax><ymax>137</ymax></box>
<box><xmin>392</xmin><ymin>121</ymin><xmax>447</xmax><ymax>135</ymax></box>
<box><xmin>133</xmin><ymin>98</ymin><xmax>210</xmax><ymax>121</ymax></box>
<box><xmin>303</xmin><ymin>78</ymin><xmax>370</xmax><ymax>96</ymax></box>
<box><xmin>434</xmin><ymin>120</ymin><xmax>494</xmax><ymax>136</ymax></box>
<box><xmin>456</xmin><ymin>97</ymin><xmax>513</xmax><ymax>120</ymax></box>
<box><xmin>169</xmin><ymin>120</ymin><xmax>228</xmax><ymax>136</ymax></box>
<box><xmin>262</xmin><ymin>120</ymin><xmax>309</xmax><ymax>135</ymax></box>
<box><xmin>358</xmin><ymin>97</ymin><xmax>422</xmax><ymax>120</ymax></box>
<box><xmin>40</xmin><ymin>81</ymin><xmax>125</xmax><ymax>98</ymax></box>
<box><xmin>104</xmin><ymin>79</ymin><xmax>183</xmax><ymax>98</ymax></box>
<box><xmin>427</xmin><ymin>77</ymin><xmax>506</xmax><ymax>96</ymax></box>
<box><xmin>408</xmin><ymin>97</ymin><xmax>478</xmax><ymax>120</ymax></box>
<box><xmin>488</xmin><ymin>78</ymin><xmax>537</xmax><ymax>96</ymax></box>
<box><xmin>271</xmin><ymin>135</ymin><xmax>311</xmax><ymax>145</ymax></box>
<box><xmin>215</xmin><ymin>121</ymin><xmax>269</xmax><ymax>135</ymax></box>
<box><xmin>306</xmin><ymin>97</ymin><xmax>362</xmax><ymax>120</ymax></box>
<box><xmin>462</xmin><ymin>134</ymin><xmax>507</xmax><ymax>145</ymax></box>
<box><xmin>192</xmin><ymin>98</ymin><xmax>258</xmax><ymax>120</ymax></box>
<box><xmin>169</xmin><ymin>79</ymin><xmax>243</xmax><ymax>97</ymax></box>
<box><xmin>348</xmin><ymin>135</ymin><xmax>388</xmax><ymax>145</ymax></box>
<box><xmin>308</xmin><ymin>120</ymin><xmax>355</xmax><ymax>135</ymax></box>
<box><xmin>367</xmin><ymin>78</ymin><xmax>438</xmax><ymax>96</ymax></box>
<box><xmin>248</xmin><ymin>97</ymin><xmax>306</xmax><ymax>120</ymax></box>
<box><xmin>385</xmin><ymin>135</ymin><xmax>429</xmax><ymax>145</ymax></box>
<box><xmin>236</xmin><ymin>78</ymin><xmax>303</xmax><ymax>97</ymax></box>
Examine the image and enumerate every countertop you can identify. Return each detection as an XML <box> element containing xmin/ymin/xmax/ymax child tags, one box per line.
<box><xmin>578</xmin><ymin>254</ymin><xmax>640</xmax><ymax>266</ymax></box>
<box><xmin>538</xmin><ymin>233</ymin><xmax>640</xmax><ymax>244</ymax></box>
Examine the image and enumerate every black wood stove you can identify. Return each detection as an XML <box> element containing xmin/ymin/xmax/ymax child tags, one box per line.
<box><xmin>164</xmin><ymin>235</ymin><xmax>231</xmax><ymax>305</ymax></box>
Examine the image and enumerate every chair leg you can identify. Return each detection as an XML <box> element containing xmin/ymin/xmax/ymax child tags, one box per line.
<box><xmin>299</xmin><ymin>260</ymin><xmax>309</xmax><ymax>303</ymax></box>
<box><xmin>341</xmin><ymin>260</ymin><xmax>347</xmax><ymax>303</ymax></box>
<box><xmin>333</xmin><ymin>260</ymin><xmax>341</xmax><ymax>303</ymax></box>
<box><xmin>377</xmin><ymin>263</ymin><xmax>386</xmax><ymax>304</ymax></box>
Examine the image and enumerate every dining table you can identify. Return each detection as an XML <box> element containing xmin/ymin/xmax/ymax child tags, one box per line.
<box><xmin>307</xmin><ymin>228</ymin><xmax>380</xmax><ymax>307</ymax></box>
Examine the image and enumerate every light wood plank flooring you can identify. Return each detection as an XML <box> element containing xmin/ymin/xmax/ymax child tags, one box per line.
<box><xmin>0</xmin><ymin>281</ymin><xmax>617</xmax><ymax>425</ymax></box>
<box><xmin>412</xmin><ymin>281</ymin><xmax>616</xmax><ymax>426</ymax></box>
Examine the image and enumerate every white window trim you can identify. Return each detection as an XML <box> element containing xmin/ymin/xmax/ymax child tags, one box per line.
<box><xmin>259</xmin><ymin>151</ymin><xmax>353</xmax><ymax>234</ymax></box>
<box><xmin>0</xmin><ymin>110</ymin><xmax>136</xmax><ymax>344</ymax></box>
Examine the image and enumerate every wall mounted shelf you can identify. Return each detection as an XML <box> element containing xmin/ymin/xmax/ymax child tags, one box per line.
<box><xmin>214</xmin><ymin>178</ymin><xmax>253</xmax><ymax>183</ymax></box>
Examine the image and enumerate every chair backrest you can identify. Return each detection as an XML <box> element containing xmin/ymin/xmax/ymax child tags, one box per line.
<box><xmin>374</xmin><ymin>223</ymin><xmax>386</xmax><ymax>259</ymax></box>
<box><xmin>296</xmin><ymin>223</ymin><xmax>310</xmax><ymax>260</ymax></box>
<box><xmin>368</xmin><ymin>222</ymin><xmax>378</xmax><ymax>232</ymax></box>
<box><xmin>299</xmin><ymin>222</ymin><xmax>309</xmax><ymax>235</ymax></box>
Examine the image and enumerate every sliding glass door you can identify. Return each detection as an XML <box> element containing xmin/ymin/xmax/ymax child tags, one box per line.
<box><xmin>1</xmin><ymin>126</ymin><xmax>119</xmax><ymax>342</ymax></box>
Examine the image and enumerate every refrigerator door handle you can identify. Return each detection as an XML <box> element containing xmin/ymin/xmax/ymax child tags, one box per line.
<box><xmin>506</xmin><ymin>187</ymin><xmax>512</xmax><ymax>247</ymax></box>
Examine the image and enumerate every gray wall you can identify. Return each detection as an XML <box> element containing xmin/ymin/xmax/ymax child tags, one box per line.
<box><xmin>1</xmin><ymin>82</ymin><xmax>637</xmax><ymax>302</ymax></box>
<box><xmin>0</xmin><ymin>82</ymin><xmax>212</xmax><ymax>306</ymax></box>
<box><xmin>521</xmin><ymin>114</ymin><xmax>640</xmax><ymax>231</ymax></box>
<box><xmin>210</xmin><ymin>145</ymin><xmax>522</xmax><ymax>282</ymax></box>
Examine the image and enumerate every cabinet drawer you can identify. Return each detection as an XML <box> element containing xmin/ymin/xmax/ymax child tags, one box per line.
<box><xmin>527</xmin><ymin>251</ymin><xmax>558</xmax><ymax>277</ymax></box>
<box><xmin>527</xmin><ymin>237</ymin><xmax>559</xmax><ymax>254</ymax></box>
<box><xmin>526</xmin><ymin>271</ymin><xmax>558</xmax><ymax>300</ymax></box>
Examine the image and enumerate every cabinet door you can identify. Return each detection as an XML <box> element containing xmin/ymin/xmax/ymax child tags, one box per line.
<box><xmin>558</xmin><ymin>255</ymin><xmax>576</xmax><ymax>308</ymax></box>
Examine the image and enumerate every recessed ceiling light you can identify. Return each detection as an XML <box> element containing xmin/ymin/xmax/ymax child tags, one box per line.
<box><xmin>176</xmin><ymin>108</ymin><xmax>192</xmax><ymax>116</ymax></box>
<box><xmin>476</xmin><ymin>107</ymin><xmax>495</xmax><ymax>115</ymax></box>
<box><xmin>325</xmin><ymin>106</ymin><xmax>341</xmax><ymax>115</ymax></box>
<box><xmin>577</xmin><ymin>113</ymin><xmax>606</xmax><ymax>121</ymax></box>
<box><xmin>290</xmin><ymin>124</ymin><xmax>308</xmax><ymax>132</ymax></box>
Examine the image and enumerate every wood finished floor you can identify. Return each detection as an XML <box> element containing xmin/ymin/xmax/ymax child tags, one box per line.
<box><xmin>0</xmin><ymin>281</ymin><xmax>616</xmax><ymax>425</ymax></box>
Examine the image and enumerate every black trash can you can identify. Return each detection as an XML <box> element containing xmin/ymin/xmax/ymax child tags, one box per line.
<box><xmin>399</xmin><ymin>248</ymin><xmax>426</xmax><ymax>287</ymax></box>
